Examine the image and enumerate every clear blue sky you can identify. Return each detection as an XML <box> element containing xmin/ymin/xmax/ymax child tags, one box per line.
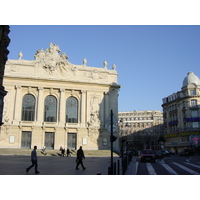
<box><xmin>7</xmin><ymin>25</ymin><xmax>200</xmax><ymax>112</ymax></box>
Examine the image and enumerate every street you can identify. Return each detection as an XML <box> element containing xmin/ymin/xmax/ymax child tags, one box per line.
<box><xmin>136</xmin><ymin>155</ymin><xmax>200</xmax><ymax>175</ymax></box>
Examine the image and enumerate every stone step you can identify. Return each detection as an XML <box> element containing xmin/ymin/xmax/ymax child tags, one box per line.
<box><xmin>0</xmin><ymin>148</ymin><xmax>119</xmax><ymax>157</ymax></box>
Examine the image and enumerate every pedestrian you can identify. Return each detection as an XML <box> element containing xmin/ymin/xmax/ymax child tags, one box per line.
<box><xmin>26</xmin><ymin>146</ymin><xmax>40</xmax><ymax>174</ymax></box>
<box><xmin>75</xmin><ymin>146</ymin><xmax>86</xmax><ymax>170</ymax></box>
<box><xmin>66</xmin><ymin>148</ymin><xmax>71</xmax><ymax>157</ymax></box>
<box><xmin>61</xmin><ymin>148</ymin><xmax>65</xmax><ymax>157</ymax></box>
<box><xmin>42</xmin><ymin>145</ymin><xmax>47</xmax><ymax>155</ymax></box>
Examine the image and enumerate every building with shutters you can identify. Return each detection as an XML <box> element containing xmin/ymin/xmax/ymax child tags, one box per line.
<box><xmin>162</xmin><ymin>72</ymin><xmax>200</xmax><ymax>152</ymax></box>
<box><xmin>118</xmin><ymin>110</ymin><xmax>164</xmax><ymax>150</ymax></box>
<box><xmin>0</xmin><ymin>43</ymin><xmax>120</xmax><ymax>151</ymax></box>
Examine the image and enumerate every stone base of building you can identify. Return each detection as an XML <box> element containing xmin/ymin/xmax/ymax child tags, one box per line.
<box><xmin>0</xmin><ymin>124</ymin><xmax>119</xmax><ymax>151</ymax></box>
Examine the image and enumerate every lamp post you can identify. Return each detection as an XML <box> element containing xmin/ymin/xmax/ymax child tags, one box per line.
<box><xmin>125</xmin><ymin>122</ymin><xmax>131</xmax><ymax>153</ymax></box>
<box><xmin>106</xmin><ymin>110</ymin><xmax>117</xmax><ymax>175</ymax></box>
<box><xmin>110</xmin><ymin>109</ymin><xmax>114</xmax><ymax>175</ymax></box>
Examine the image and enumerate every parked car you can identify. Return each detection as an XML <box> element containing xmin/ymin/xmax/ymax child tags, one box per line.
<box><xmin>140</xmin><ymin>149</ymin><xmax>156</xmax><ymax>163</ymax></box>
<box><xmin>161</xmin><ymin>150</ymin><xmax>170</xmax><ymax>157</ymax></box>
<box><xmin>155</xmin><ymin>150</ymin><xmax>164</xmax><ymax>159</ymax></box>
<box><xmin>169</xmin><ymin>150</ymin><xmax>176</xmax><ymax>155</ymax></box>
<box><xmin>179</xmin><ymin>148</ymin><xmax>194</xmax><ymax>157</ymax></box>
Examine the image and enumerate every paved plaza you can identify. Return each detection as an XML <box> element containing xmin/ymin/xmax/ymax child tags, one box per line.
<box><xmin>0</xmin><ymin>149</ymin><xmax>122</xmax><ymax>175</ymax></box>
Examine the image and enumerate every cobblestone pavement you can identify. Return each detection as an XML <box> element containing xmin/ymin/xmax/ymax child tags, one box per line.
<box><xmin>0</xmin><ymin>155</ymin><xmax>121</xmax><ymax>175</ymax></box>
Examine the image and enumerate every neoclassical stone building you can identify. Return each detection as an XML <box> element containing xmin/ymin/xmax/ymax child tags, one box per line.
<box><xmin>0</xmin><ymin>43</ymin><xmax>120</xmax><ymax>150</ymax></box>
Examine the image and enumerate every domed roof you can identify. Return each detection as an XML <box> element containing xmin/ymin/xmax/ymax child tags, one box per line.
<box><xmin>182</xmin><ymin>72</ymin><xmax>200</xmax><ymax>87</ymax></box>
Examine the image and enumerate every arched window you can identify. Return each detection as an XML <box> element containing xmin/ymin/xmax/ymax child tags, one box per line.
<box><xmin>44</xmin><ymin>95</ymin><xmax>57</xmax><ymax>122</ymax></box>
<box><xmin>21</xmin><ymin>94</ymin><xmax>36</xmax><ymax>121</ymax></box>
<box><xmin>66</xmin><ymin>97</ymin><xmax>78</xmax><ymax>123</ymax></box>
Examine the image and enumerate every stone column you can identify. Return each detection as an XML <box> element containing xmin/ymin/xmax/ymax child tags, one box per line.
<box><xmin>59</xmin><ymin>88</ymin><xmax>65</xmax><ymax>126</ymax></box>
<box><xmin>104</xmin><ymin>92</ymin><xmax>110</xmax><ymax>128</ymax></box>
<box><xmin>13</xmin><ymin>85</ymin><xmax>22</xmax><ymax>124</ymax></box>
<box><xmin>36</xmin><ymin>87</ymin><xmax>44</xmax><ymax>125</ymax></box>
<box><xmin>81</xmin><ymin>90</ymin><xmax>86</xmax><ymax>127</ymax></box>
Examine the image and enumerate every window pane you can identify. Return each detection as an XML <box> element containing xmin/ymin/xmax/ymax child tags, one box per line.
<box><xmin>190</xmin><ymin>90</ymin><xmax>196</xmax><ymax>95</ymax></box>
<box><xmin>191</xmin><ymin>100</ymin><xmax>197</xmax><ymax>107</ymax></box>
<box><xmin>192</xmin><ymin>122</ymin><xmax>199</xmax><ymax>128</ymax></box>
<box><xmin>191</xmin><ymin>110</ymin><xmax>198</xmax><ymax>117</ymax></box>
<box><xmin>22</xmin><ymin>94</ymin><xmax>35</xmax><ymax>121</ymax></box>
<box><xmin>66</xmin><ymin>97</ymin><xmax>78</xmax><ymax>123</ymax></box>
<box><xmin>44</xmin><ymin>95</ymin><xmax>57</xmax><ymax>122</ymax></box>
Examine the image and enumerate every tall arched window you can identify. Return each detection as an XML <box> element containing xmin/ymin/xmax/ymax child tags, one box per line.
<box><xmin>21</xmin><ymin>94</ymin><xmax>36</xmax><ymax>121</ymax></box>
<box><xmin>66</xmin><ymin>97</ymin><xmax>78</xmax><ymax>123</ymax></box>
<box><xmin>44</xmin><ymin>95</ymin><xmax>57</xmax><ymax>122</ymax></box>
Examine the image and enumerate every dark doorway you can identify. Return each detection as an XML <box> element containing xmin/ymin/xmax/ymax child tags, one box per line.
<box><xmin>67</xmin><ymin>133</ymin><xmax>77</xmax><ymax>150</ymax></box>
<box><xmin>45</xmin><ymin>132</ymin><xmax>55</xmax><ymax>149</ymax></box>
<box><xmin>21</xmin><ymin>131</ymin><xmax>32</xmax><ymax>149</ymax></box>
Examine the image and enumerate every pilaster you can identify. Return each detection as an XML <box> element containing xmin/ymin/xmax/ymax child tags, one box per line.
<box><xmin>36</xmin><ymin>87</ymin><xmax>44</xmax><ymax>125</ymax></box>
<box><xmin>104</xmin><ymin>92</ymin><xmax>110</xmax><ymax>128</ymax></box>
<box><xmin>59</xmin><ymin>88</ymin><xmax>65</xmax><ymax>126</ymax></box>
<box><xmin>13</xmin><ymin>85</ymin><xmax>22</xmax><ymax>124</ymax></box>
<box><xmin>81</xmin><ymin>90</ymin><xmax>86</xmax><ymax>127</ymax></box>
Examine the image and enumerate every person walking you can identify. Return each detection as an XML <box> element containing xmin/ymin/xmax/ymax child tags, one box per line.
<box><xmin>61</xmin><ymin>148</ymin><xmax>65</xmax><ymax>157</ymax></box>
<box><xmin>26</xmin><ymin>146</ymin><xmax>40</xmax><ymax>174</ymax></box>
<box><xmin>75</xmin><ymin>146</ymin><xmax>86</xmax><ymax>170</ymax></box>
<box><xmin>66</xmin><ymin>148</ymin><xmax>71</xmax><ymax>157</ymax></box>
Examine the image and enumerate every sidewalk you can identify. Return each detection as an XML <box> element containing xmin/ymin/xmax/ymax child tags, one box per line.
<box><xmin>0</xmin><ymin>148</ymin><xmax>121</xmax><ymax>175</ymax></box>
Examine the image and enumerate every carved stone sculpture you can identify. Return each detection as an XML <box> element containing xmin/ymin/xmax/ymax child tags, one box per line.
<box><xmin>18</xmin><ymin>51</ymin><xmax>23</xmax><ymax>60</ymax></box>
<box><xmin>34</xmin><ymin>43</ymin><xmax>70</xmax><ymax>74</ymax></box>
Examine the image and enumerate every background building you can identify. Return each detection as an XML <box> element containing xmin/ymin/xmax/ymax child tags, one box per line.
<box><xmin>118</xmin><ymin>110</ymin><xmax>164</xmax><ymax>150</ymax></box>
<box><xmin>162</xmin><ymin>72</ymin><xmax>200</xmax><ymax>152</ymax></box>
<box><xmin>0</xmin><ymin>43</ymin><xmax>120</xmax><ymax>151</ymax></box>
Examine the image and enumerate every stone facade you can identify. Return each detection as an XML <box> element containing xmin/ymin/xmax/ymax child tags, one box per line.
<box><xmin>119</xmin><ymin>110</ymin><xmax>163</xmax><ymax>132</ymax></box>
<box><xmin>118</xmin><ymin>110</ymin><xmax>164</xmax><ymax>150</ymax></box>
<box><xmin>0</xmin><ymin>43</ymin><xmax>120</xmax><ymax>151</ymax></box>
<box><xmin>162</xmin><ymin>72</ymin><xmax>200</xmax><ymax>151</ymax></box>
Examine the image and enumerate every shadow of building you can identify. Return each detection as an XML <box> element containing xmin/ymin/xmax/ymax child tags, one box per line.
<box><xmin>0</xmin><ymin>25</ymin><xmax>10</xmax><ymax>126</ymax></box>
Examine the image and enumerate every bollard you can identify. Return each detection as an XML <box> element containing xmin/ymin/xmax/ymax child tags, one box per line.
<box><xmin>117</xmin><ymin>160</ymin><xmax>120</xmax><ymax>175</ymax></box>
<box><xmin>108</xmin><ymin>166</ymin><xmax>111</xmax><ymax>175</ymax></box>
<box><xmin>114</xmin><ymin>162</ymin><xmax>116</xmax><ymax>175</ymax></box>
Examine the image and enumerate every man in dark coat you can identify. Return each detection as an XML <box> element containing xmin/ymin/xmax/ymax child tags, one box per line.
<box><xmin>26</xmin><ymin>146</ymin><xmax>40</xmax><ymax>174</ymax></box>
<box><xmin>75</xmin><ymin>146</ymin><xmax>86</xmax><ymax>170</ymax></box>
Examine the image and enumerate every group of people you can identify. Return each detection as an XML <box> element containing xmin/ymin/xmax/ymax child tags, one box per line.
<box><xmin>60</xmin><ymin>147</ymin><xmax>72</xmax><ymax>157</ymax></box>
<box><xmin>26</xmin><ymin>146</ymin><xmax>86</xmax><ymax>174</ymax></box>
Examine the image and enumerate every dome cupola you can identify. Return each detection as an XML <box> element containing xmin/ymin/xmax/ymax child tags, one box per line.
<box><xmin>182</xmin><ymin>72</ymin><xmax>200</xmax><ymax>87</ymax></box>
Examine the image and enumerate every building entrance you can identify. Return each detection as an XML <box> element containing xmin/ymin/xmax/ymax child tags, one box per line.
<box><xmin>45</xmin><ymin>132</ymin><xmax>55</xmax><ymax>149</ymax></box>
<box><xmin>21</xmin><ymin>131</ymin><xmax>32</xmax><ymax>149</ymax></box>
<box><xmin>67</xmin><ymin>133</ymin><xmax>77</xmax><ymax>150</ymax></box>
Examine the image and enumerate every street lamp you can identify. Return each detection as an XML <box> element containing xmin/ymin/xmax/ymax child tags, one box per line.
<box><xmin>106</xmin><ymin>110</ymin><xmax>117</xmax><ymax>175</ymax></box>
<box><xmin>125</xmin><ymin>123</ymin><xmax>131</xmax><ymax>152</ymax></box>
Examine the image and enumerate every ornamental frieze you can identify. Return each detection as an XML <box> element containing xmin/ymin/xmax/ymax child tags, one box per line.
<box><xmin>5</xmin><ymin>43</ymin><xmax>118</xmax><ymax>85</ymax></box>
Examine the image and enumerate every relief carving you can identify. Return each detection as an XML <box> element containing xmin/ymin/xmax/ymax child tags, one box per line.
<box><xmin>87</xmin><ymin>70</ymin><xmax>107</xmax><ymax>80</ymax></box>
<box><xmin>89</xmin><ymin>95</ymin><xmax>100</xmax><ymax>129</ymax></box>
